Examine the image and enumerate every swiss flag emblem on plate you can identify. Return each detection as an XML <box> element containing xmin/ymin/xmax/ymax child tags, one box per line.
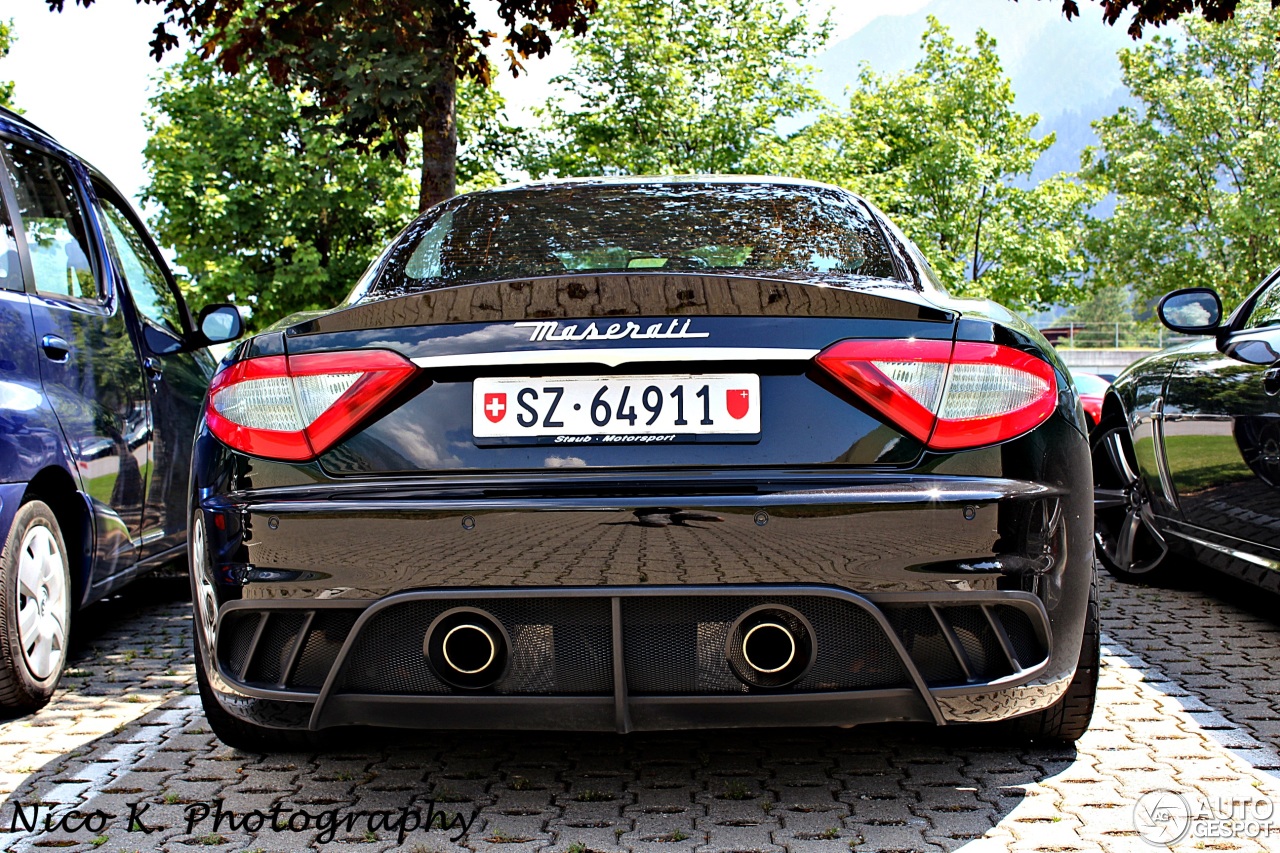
<box><xmin>483</xmin><ymin>392</ymin><xmax>507</xmax><ymax>423</ymax></box>
<box><xmin>726</xmin><ymin>389</ymin><xmax>751</xmax><ymax>420</ymax></box>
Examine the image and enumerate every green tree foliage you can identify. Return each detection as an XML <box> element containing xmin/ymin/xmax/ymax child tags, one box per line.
<box><xmin>754</xmin><ymin>18</ymin><xmax>1097</xmax><ymax>311</ymax></box>
<box><xmin>526</xmin><ymin>0</ymin><xmax>829</xmax><ymax>177</ymax></box>
<box><xmin>47</xmin><ymin>0</ymin><xmax>597</xmax><ymax>210</ymax></box>
<box><xmin>1035</xmin><ymin>0</ymin><xmax>1280</xmax><ymax>38</ymax></box>
<box><xmin>0</xmin><ymin>19</ymin><xmax>15</xmax><ymax>109</ymax></box>
<box><xmin>142</xmin><ymin>54</ymin><xmax>427</xmax><ymax>330</ymax></box>
<box><xmin>1085</xmin><ymin>0</ymin><xmax>1280</xmax><ymax>308</ymax></box>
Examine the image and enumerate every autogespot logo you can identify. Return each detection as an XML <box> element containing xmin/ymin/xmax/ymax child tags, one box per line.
<box><xmin>1134</xmin><ymin>790</ymin><xmax>1192</xmax><ymax>845</ymax></box>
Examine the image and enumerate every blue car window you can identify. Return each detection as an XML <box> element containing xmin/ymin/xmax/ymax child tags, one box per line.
<box><xmin>2</xmin><ymin>141</ymin><xmax>99</xmax><ymax>302</ymax></box>
<box><xmin>97</xmin><ymin>194</ymin><xmax>183</xmax><ymax>337</ymax></box>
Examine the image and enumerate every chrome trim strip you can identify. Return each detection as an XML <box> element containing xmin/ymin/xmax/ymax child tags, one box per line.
<box><xmin>410</xmin><ymin>347</ymin><xmax>820</xmax><ymax>370</ymax></box>
<box><xmin>1165</xmin><ymin>528</ymin><xmax>1280</xmax><ymax>571</ymax></box>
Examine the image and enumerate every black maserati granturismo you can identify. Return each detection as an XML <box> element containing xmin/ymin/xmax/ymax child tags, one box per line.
<box><xmin>189</xmin><ymin>176</ymin><xmax>1097</xmax><ymax>749</ymax></box>
<box><xmin>1093</xmin><ymin>278</ymin><xmax>1280</xmax><ymax>592</ymax></box>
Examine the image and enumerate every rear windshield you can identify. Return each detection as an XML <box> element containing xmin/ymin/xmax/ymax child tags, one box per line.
<box><xmin>365</xmin><ymin>182</ymin><xmax>904</xmax><ymax>296</ymax></box>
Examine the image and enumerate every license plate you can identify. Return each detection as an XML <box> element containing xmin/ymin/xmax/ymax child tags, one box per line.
<box><xmin>473</xmin><ymin>374</ymin><xmax>760</xmax><ymax>445</ymax></box>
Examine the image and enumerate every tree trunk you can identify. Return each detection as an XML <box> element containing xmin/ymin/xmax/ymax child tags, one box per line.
<box><xmin>419</xmin><ymin>58</ymin><xmax>457</xmax><ymax>212</ymax></box>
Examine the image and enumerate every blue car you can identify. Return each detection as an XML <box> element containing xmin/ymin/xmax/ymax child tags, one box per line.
<box><xmin>0</xmin><ymin>107</ymin><xmax>242</xmax><ymax>713</ymax></box>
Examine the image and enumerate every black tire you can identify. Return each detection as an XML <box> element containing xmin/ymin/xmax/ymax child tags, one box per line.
<box><xmin>1005</xmin><ymin>566</ymin><xmax>1100</xmax><ymax>744</ymax></box>
<box><xmin>1092</xmin><ymin>418</ymin><xmax>1176</xmax><ymax>584</ymax></box>
<box><xmin>0</xmin><ymin>500</ymin><xmax>72</xmax><ymax>715</ymax></box>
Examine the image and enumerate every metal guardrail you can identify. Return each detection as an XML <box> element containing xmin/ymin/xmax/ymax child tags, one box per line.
<box><xmin>1038</xmin><ymin>322</ymin><xmax>1194</xmax><ymax>350</ymax></box>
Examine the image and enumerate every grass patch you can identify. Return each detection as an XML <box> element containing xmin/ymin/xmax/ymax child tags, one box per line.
<box><xmin>484</xmin><ymin>829</ymin><xmax>533</xmax><ymax>844</ymax></box>
<box><xmin>717</xmin><ymin>781</ymin><xmax>753</xmax><ymax>800</ymax></box>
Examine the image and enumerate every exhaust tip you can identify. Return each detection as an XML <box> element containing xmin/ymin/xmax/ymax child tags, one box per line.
<box><xmin>425</xmin><ymin>607</ymin><xmax>510</xmax><ymax>689</ymax></box>
<box><xmin>742</xmin><ymin>622</ymin><xmax>797</xmax><ymax>674</ymax></box>
<box><xmin>727</xmin><ymin>605</ymin><xmax>816</xmax><ymax>689</ymax></box>
<box><xmin>441</xmin><ymin>624</ymin><xmax>497</xmax><ymax>674</ymax></box>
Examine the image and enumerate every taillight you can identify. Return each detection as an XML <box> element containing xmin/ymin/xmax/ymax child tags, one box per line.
<box><xmin>815</xmin><ymin>339</ymin><xmax>1058</xmax><ymax>451</ymax></box>
<box><xmin>205</xmin><ymin>350</ymin><xmax>417</xmax><ymax>461</ymax></box>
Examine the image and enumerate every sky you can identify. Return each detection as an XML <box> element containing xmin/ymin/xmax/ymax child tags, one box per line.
<box><xmin>1</xmin><ymin>0</ymin><xmax>933</xmax><ymax>208</ymax></box>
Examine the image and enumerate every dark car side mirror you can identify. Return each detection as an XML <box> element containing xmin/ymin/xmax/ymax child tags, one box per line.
<box><xmin>1157</xmin><ymin>288</ymin><xmax>1223</xmax><ymax>335</ymax></box>
<box><xmin>197</xmin><ymin>304</ymin><xmax>244</xmax><ymax>345</ymax></box>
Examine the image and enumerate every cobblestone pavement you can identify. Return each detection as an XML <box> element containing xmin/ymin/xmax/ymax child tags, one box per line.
<box><xmin>2</xmin><ymin>569</ymin><xmax>1279</xmax><ymax>853</ymax></box>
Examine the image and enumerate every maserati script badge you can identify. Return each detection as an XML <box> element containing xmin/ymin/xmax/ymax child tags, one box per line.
<box><xmin>515</xmin><ymin>319</ymin><xmax>709</xmax><ymax>342</ymax></box>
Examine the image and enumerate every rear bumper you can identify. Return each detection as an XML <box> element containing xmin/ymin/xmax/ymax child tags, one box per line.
<box><xmin>202</xmin><ymin>583</ymin><xmax>1074</xmax><ymax>732</ymax></box>
<box><xmin>194</xmin><ymin>436</ymin><xmax>1093</xmax><ymax>731</ymax></box>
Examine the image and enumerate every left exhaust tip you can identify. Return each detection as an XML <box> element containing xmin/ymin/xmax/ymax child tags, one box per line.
<box><xmin>425</xmin><ymin>607</ymin><xmax>510</xmax><ymax>689</ymax></box>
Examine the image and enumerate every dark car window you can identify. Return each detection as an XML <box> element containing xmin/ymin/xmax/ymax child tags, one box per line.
<box><xmin>371</xmin><ymin>182</ymin><xmax>903</xmax><ymax>296</ymax></box>
<box><xmin>2</xmin><ymin>141</ymin><xmax>99</xmax><ymax>302</ymax></box>
<box><xmin>1243</xmin><ymin>276</ymin><xmax>1280</xmax><ymax>330</ymax></box>
<box><xmin>96</xmin><ymin>191</ymin><xmax>184</xmax><ymax>337</ymax></box>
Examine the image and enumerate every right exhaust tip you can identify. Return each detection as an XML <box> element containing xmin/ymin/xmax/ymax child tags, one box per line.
<box><xmin>727</xmin><ymin>605</ymin><xmax>816</xmax><ymax>689</ymax></box>
<box><xmin>425</xmin><ymin>607</ymin><xmax>510</xmax><ymax>689</ymax></box>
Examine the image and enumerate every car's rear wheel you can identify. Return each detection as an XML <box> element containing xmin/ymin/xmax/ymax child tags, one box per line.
<box><xmin>1003</xmin><ymin>565</ymin><xmax>1099</xmax><ymax>743</ymax></box>
<box><xmin>0</xmin><ymin>500</ymin><xmax>71</xmax><ymax>715</ymax></box>
<box><xmin>1092</xmin><ymin>419</ymin><xmax>1172</xmax><ymax>583</ymax></box>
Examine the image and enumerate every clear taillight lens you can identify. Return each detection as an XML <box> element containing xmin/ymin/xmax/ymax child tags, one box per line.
<box><xmin>205</xmin><ymin>350</ymin><xmax>417</xmax><ymax>461</ymax></box>
<box><xmin>815</xmin><ymin>339</ymin><xmax>1058</xmax><ymax>451</ymax></box>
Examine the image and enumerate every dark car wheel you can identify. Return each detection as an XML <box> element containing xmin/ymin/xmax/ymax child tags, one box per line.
<box><xmin>0</xmin><ymin>500</ymin><xmax>71</xmax><ymax>715</ymax></box>
<box><xmin>1092</xmin><ymin>418</ymin><xmax>1173</xmax><ymax>583</ymax></box>
<box><xmin>1002</xmin><ymin>566</ymin><xmax>1099</xmax><ymax>744</ymax></box>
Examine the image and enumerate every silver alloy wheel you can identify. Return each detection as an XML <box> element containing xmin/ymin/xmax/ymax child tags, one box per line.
<box><xmin>16</xmin><ymin>523</ymin><xmax>67</xmax><ymax>680</ymax></box>
<box><xmin>1094</xmin><ymin>427</ymin><xmax>1168</xmax><ymax>574</ymax></box>
<box><xmin>192</xmin><ymin>515</ymin><xmax>219</xmax><ymax>653</ymax></box>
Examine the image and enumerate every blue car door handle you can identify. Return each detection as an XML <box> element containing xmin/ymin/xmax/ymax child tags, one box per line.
<box><xmin>40</xmin><ymin>334</ymin><xmax>70</xmax><ymax>362</ymax></box>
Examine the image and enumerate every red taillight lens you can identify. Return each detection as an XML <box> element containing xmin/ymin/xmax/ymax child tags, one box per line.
<box><xmin>205</xmin><ymin>350</ymin><xmax>417</xmax><ymax>461</ymax></box>
<box><xmin>815</xmin><ymin>339</ymin><xmax>1058</xmax><ymax>451</ymax></box>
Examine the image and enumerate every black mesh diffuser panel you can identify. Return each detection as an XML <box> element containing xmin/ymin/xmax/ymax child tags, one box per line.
<box><xmin>246</xmin><ymin>612</ymin><xmax>308</xmax><ymax>685</ymax></box>
<box><xmin>290</xmin><ymin>611</ymin><xmax>361</xmax><ymax>690</ymax></box>
<box><xmin>882</xmin><ymin>606</ymin><xmax>966</xmax><ymax>686</ymax></box>
<box><xmin>338</xmin><ymin>598</ymin><xmax>614</xmax><ymax>695</ymax></box>
<box><xmin>941</xmin><ymin>607</ymin><xmax>1013</xmax><ymax>682</ymax></box>
<box><xmin>217</xmin><ymin>611</ymin><xmax>259</xmax><ymax>677</ymax></box>
<box><xmin>994</xmin><ymin>605</ymin><xmax>1046</xmax><ymax>669</ymax></box>
<box><xmin>622</xmin><ymin>596</ymin><xmax>908</xmax><ymax>695</ymax></box>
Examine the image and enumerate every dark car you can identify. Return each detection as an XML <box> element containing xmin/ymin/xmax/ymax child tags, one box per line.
<box><xmin>1093</xmin><ymin>276</ymin><xmax>1280</xmax><ymax>590</ymax></box>
<box><xmin>0</xmin><ymin>107</ymin><xmax>242</xmax><ymax>713</ymax></box>
<box><xmin>190</xmin><ymin>176</ymin><xmax>1097</xmax><ymax>749</ymax></box>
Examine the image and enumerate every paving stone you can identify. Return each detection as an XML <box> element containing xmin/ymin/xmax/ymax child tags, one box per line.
<box><xmin>5</xmin><ymin>571</ymin><xmax>1280</xmax><ymax>852</ymax></box>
